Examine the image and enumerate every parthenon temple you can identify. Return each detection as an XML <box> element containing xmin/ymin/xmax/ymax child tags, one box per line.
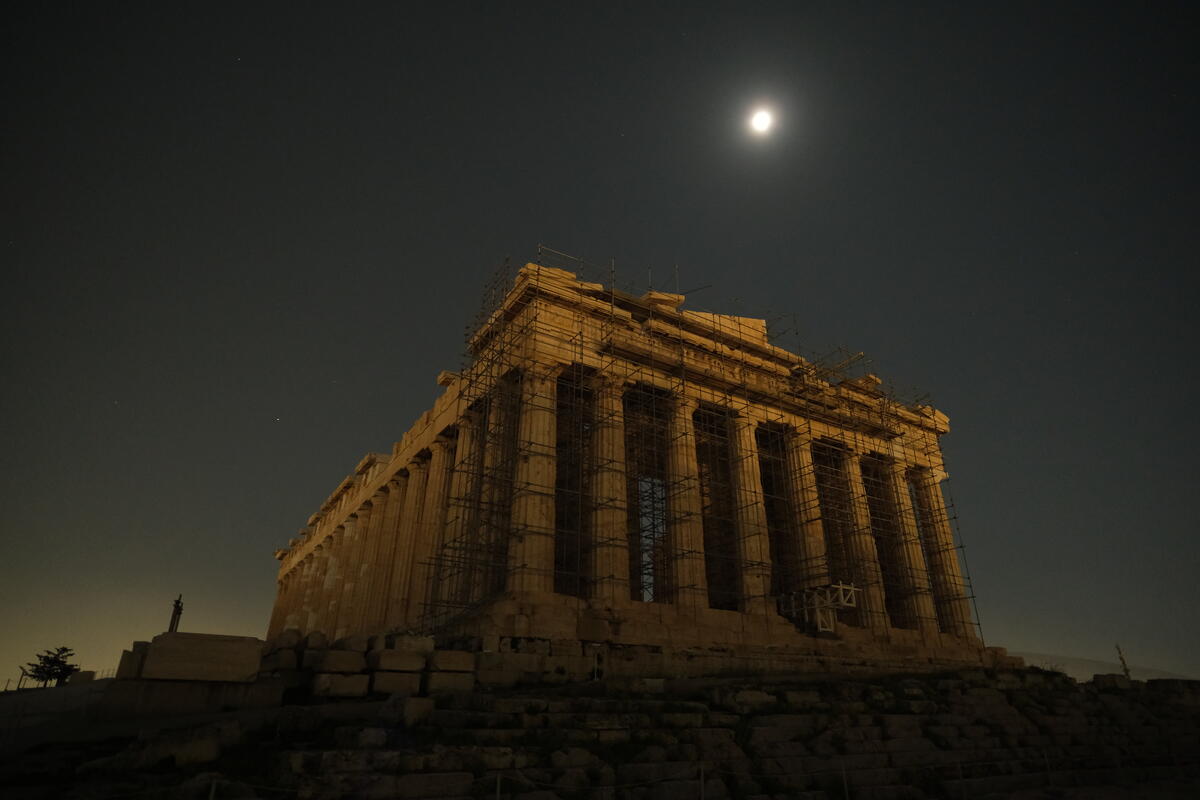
<box><xmin>268</xmin><ymin>255</ymin><xmax>998</xmax><ymax>674</ymax></box>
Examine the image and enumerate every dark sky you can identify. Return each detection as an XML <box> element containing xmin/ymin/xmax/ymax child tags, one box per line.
<box><xmin>3</xmin><ymin>2</ymin><xmax>1197</xmax><ymax>684</ymax></box>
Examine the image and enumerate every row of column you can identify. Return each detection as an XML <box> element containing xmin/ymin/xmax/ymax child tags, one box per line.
<box><xmin>499</xmin><ymin>370</ymin><xmax>974</xmax><ymax>639</ymax></box>
<box><xmin>269</xmin><ymin>438</ymin><xmax>458</xmax><ymax>641</ymax></box>
<box><xmin>269</xmin><ymin>366</ymin><xmax>974</xmax><ymax>642</ymax></box>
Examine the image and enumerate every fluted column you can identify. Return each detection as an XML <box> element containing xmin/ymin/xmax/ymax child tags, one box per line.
<box><xmin>844</xmin><ymin>452</ymin><xmax>889</xmax><ymax>632</ymax></box>
<box><xmin>786</xmin><ymin>428</ymin><xmax>829</xmax><ymax>589</ymax></box>
<box><xmin>386</xmin><ymin>458</ymin><xmax>428</xmax><ymax>630</ymax></box>
<box><xmin>667</xmin><ymin>395</ymin><xmax>708</xmax><ymax>609</ymax></box>
<box><xmin>911</xmin><ymin>469</ymin><xmax>975</xmax><ymax>638</ymax></box>
<box><xmin>884</xmin><ymin>462</ymin><xmax>940</xmax><ymax>635</ymax></box>
<box><xmin>307</xmin><ymin>541</ymin><xmax>332</xmax><ymax>633</ymax></box>
<box><xmin>730</xmin><ymin>413</ymin><xmax>772</xmax><ymax>615</ymax></box>
<box><xmin>439</xmin><ymin>412</ymin><xmax>481</xmax><ymax>608</ymax></box>
<box><xmin>362</xmin><ymin>477</ymin><xmax>405</xmax><ymax>634</ymax></box>
<box><xmin>324</xmin><ymin>523</ymin><xmax>350</xmax><ymax>638</ymax></box>
<box><xmin>591</xmin><ymin>377</ymin><xmax>630</xmax><ymax>605</ymax></box>
<box><xmin>349</xmin><ymin>490</ymin><xmax>392</xmax><ymax>637</ymax></box>
<box><xmin>286</xmin><ymin>557</ymin><xmax>312</xmax><ymax>630</ymax></box>
<box><xmin>406</xmin><ymin>436</ymin><xmax>454</xmax><ymax>627</ymax></box>
<box><xmin>508</xmin><ymin>367</ymin><xmax>558</xmax><ymax>595</ymax></box>
<box><xmin>334</xmin><ymin>505</ymin><xmax>372</xmax><ymax>639</ymax></box>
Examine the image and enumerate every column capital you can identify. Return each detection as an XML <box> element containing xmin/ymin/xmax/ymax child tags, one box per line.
<box><xmin>674</xmin><ymin>393</ymin><xmax>700</xmax><ymax>414</ymax></box>
<box><xmin>520</xmin><ymin>362</ymin><xmax>565</xmax><ymax>383</ymax></box>
<box><xmin>593</xmin><ymin>373</ymin><xmax>631</xmax><ymax>396</ymax></box>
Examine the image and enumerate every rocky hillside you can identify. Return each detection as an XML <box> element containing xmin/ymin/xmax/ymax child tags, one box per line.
<box><xmin>2</xmin><ymin>668</ymin><xmax>1198</xmax><ymax>799</ymax></box>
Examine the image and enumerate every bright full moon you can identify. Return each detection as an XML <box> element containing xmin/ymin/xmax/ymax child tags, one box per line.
<box><xmin>750</xmin><ymin>109</ymin><xmax>773</xmax><ymax>133</ymax></box>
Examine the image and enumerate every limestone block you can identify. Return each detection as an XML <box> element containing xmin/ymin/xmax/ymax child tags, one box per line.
<box><xmin>477</xmin><ymin>669</ymin><xmax>521</xmax><ymax>689</ymax></box>
<box><xmin>426</xmin><ymin>671</ymin><xmax>475</xmax><ymax>694</ymax></box>
<box><xmin>260</xmin><ymin>650</ymin><xmax>298</xmax><ymax>672</ymax></box>
<box><xmin>312</xmin><ymin>673</ymin><xmax>369</xmax><ymax>697</ymax></box>
<box><xmin>371</xmin><ymin>671</ymin><xmax>422</xmax><ymax>697</ymax></box>
<box><xmin>427</xmin><ymin>650</ymin><xmax>475</xmax><ymax>672</ymax></box>
<box><xmin>303</xmin><ymin>631</ymin><xmax>328</xmax><ymax>650</ymax></box>
<box><xmin>784</xmin><ymin>690</ymin><xmax>822</xmax><ymax>709</ymax></box>
<box><xmin>357</xmin><ymin>727</ymin><xmax>387</xmax><ymax>748</ymax></box>
<box><xmin>274</xmin><ymin>629</ymin><xmax>303</xmax><ymax>650</ymax></box>
<box><xmin>334</xmin><ymin>634</ymin><xmax>370</xmax><ymax>652</ymax></box>
<box><xmin>391</xmin><ymin>635</ymin><xmax>435</xmax><ymax>654</ymax></box>
<box><xmin>402</xmin><ymin>696</ymin><xmax>435</xmax><ymax>727</ymax></box>
<box><xmin>367</xmin><ymin>651</ymin><xmax>425</xmax><ymax>672</ymax></box>
<box><xmin>300</xmin><ymin>649</ymin><xmax>326</xmax><ymax>670</ymax></box>
<box><xmin>479</xmin><ymin>651</ymin><xmax>541</xmax><ymax>673</ymax></box>
<box><xmin>116</xmin><ymin>649</ymin><xmax>145</xmax><ymax>680</ymax></box>
<box><xmin>314</xmin><ymin>650</ymin><xmax>366</xmax><ymax>673</ymax></box>
<box><xmin>140</xmin><ymin>633</ymin><xmax>263</xmax><ymax>683</ymax></box>
<box><xmin>393</xmin><ymin>772</ymin><xmax>473</xmax><ymax>798</ymax></box>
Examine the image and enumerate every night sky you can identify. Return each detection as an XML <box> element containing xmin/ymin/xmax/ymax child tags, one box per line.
<box><xmin>3</xmin><ymin>3</ymin><xmax>1197</xmax><ymax>686</ymax></box>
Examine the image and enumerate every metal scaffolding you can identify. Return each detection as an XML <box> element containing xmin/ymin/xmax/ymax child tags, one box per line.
<box><xmin>419</xmin><ymin>246</ymin><xmax>980</xmax><ymax>642</ymax></box>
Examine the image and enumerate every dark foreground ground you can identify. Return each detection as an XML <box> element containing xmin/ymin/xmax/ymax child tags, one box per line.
<box><xmin>2</xmin><ymin>668</ymin><xmax>1198</xmax><ymax>799</ymax></box>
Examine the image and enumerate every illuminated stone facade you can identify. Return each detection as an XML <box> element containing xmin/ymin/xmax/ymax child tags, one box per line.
<box><xmin>268</xmin><ymin>263</ymin><xmax>1004</xmax><ymax>675</ymax></box>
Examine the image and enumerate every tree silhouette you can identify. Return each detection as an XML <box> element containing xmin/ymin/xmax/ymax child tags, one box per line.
<box><xmin>25</xmin><ymin>646</ymin><xmax>79</xmax><ymax>687</ymax></box>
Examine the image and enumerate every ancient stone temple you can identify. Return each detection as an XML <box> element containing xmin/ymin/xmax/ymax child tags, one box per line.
<box><xmin>268</xmin><ymin>258</ymin><xmax>1004</xmax><ymax>676</ymax></box>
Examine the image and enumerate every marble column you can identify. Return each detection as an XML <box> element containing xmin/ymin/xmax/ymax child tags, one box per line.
<box><xmin>786</xmin><ymin>428</ymin><xmax>829</xmax><ymax>589</ymax></box>
<box><xmin>406</xmin><ymin>436</ymin><xmax>454</xmax><ymax>627</ymax></box>
<box><xmin>667</xmin><ymin>395</ymin><xmax>708</xmax><ymax>609</ymax></box>
<box><xmin>911</xmin><ymin>469</ymin><xmax>975</xmax><ymax>638</ymax></box>
<box><xmin>285</xmin><ymin>557</ymin><xmax>311</xmax><ymax>631</ymax></box>
<box><xmin>361</xmin><ymin>477</ymin><xmax>405</xmax><ymax>635</ymax></box>
<box><xmin>507</xmin><ymin>367</ymin><xmax>558</xmax><ymax>596</ymax></box>
<box><xmin>294</xmin><ymin>554</ymin><xmax>315</xmax><ymax>633</ymax></box>
<box><xmin>335</xmin><ymin>505</ymin><xmax>373</xmax><ymax>640</ymax></box>
<box><xmin>590</xmin><ymin>377</ymin><xmax>630</xmax><ymax>605</ymax></box>
<box><xmin>885</xmin><ymin>462</ymin><xmax>940</xmax><ymax>635</ymax></box>
<box><xmin>439</xmin><ymin>412</ymin><xmax>481</xmax><ymax>608</ymax></box>
<box><xmin>386</xmin><ymin>458</ymin><xmax>428</xmax><ymax>630</ymax></box>
<box><xmin>730</xmin><ymin>413</ymin><xmax>772</xmax><ymax>615</ymax></box>
<box><xmin>307</xmin><ymin>541</ymin><xmax>332</xmax><ymax>634</ymax></box>
<box><xmin>350</xmin><ymin>489</ymin><xmax>392</xmax><ymax>637</ymax></box>
<box><xmin>844</xmin><ymin>452</ymin><xmax>890</xmax><ymax>632</ymax></box>
<box><xmin>324</xmin><ymin>523</ymin><xmax>350</xmax><ymax>638</ymax></box>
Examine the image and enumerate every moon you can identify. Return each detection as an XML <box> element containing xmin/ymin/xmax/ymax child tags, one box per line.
<box><xmin>750</xmin><ymin>109</ymin><xmax>773</xmax><ymax>134</ymax></box>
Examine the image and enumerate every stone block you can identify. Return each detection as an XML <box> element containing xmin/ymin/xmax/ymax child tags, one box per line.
<box><xmin>426</xmin><ymin>671</ymin><xmax>475</xmax><ymax>694</ymax></box>
<box><xmin>300</xmin><ymin>649</ymin><xmax>326</xmax><ymax>670</ymax></box>
<box><xmin>260</xmin><ymin>649</ymin><xmax>298</xmax><ymax>672</ymax></box>
<box><xmin>315</xmin><ymin>650</ymin><xmax>366</xmax><ymax>673</ymax></box>
<box><xmin>357</xmin><ymin>727</ymin><xmax>388</xmax><ymax>748</ymax></box>
<box><xmin>334</xmin><ymin>634</ymin><xmax>370</xmax><ymax>652</ymax></box>
<box><xmin>303</xmin><ymin>631</ymin><xmax>329</xmax><ymax>650</ymax></box>
<box><xmin>402</xmin><ymin>696</ymin><xmax>435</xmax><ymax>727</ymax></box>
<box><xmin>367</xmin><ymin>651</ymin><xmax>425</xmax><ymax>672</ymax></box>
<box><xmin>312</xmin><ymin>673</ymin><xmax>369</xmax><ymax>697</ymax></box>
<box><xmin>371</xmin><ymin>671</ymin><xmax>422</xmax><ymax>696</ymax></box>
<box><xmin>140</xmin><ymin>633</ymin><xmax>263</xmax><ymax>683</ymax></box>
<box><xmin>427</xmin><ymin>650</ymin><xmax>475</xmax><ymax>672</ymax></box>
<box><xmin>785</xmin><ymin>690</ymin><xmax>822</xmax><ymax>708</ymax></box>
<box><xmin>392</xmin><ymin>634</ymin><xmax>435</xmax><ymax>654</ymax></box>
<box><xmin>393</xmin><ymin>772</ymin><xmax>473</xmax><ymax>798</ymax></box>
<box><xmin>116</xmin><ymin>649</ymin><xmax>145</xmax><ymax>680</ymax></box>
<box><xmin>477</xmin><ymin>668</ymin><xmax>521</xmax><ymax>688</ymax></box>
<box><xmin>274</xmin><ymin>628</ymin><xmax>303</xmax><ymax>650</ymax></box>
